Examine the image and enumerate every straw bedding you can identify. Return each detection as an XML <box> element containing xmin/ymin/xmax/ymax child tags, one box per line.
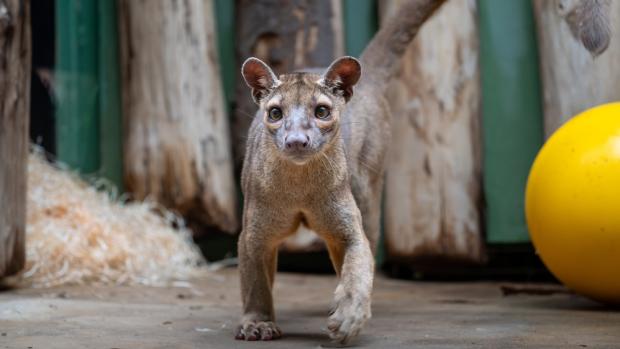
<box><xmin>21</xmin><ymin>152</ymin><xmax>205</xmax><ymax>288</ymax></box>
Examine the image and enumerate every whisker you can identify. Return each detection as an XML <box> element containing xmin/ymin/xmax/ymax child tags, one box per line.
<box><xmin>358</xmin><ymin>160</ymin><xmax>379</xmax><ymax>174</ymax></box>
<box><xmin>357</xmin><ymin>152</ymin><xmax>381</xmax><ymax>173</ymax></box>
<box><xmin>321</xmin><ymin>152</ymin><xmax>337</xmax><ymax>175</ymax></box>
<box><xmin>235</xmin><ymin>109</ymin><xmax>259</xmax><ymax>120</ymax></box>
<box><xmin>338</xmin><ymin>121</ymin><xmax>365</xmax><ymax>125</ymax></box>
<box><xmin>318</xmin><ymin>154</ymin><xmax>330</xmax><ymax>174</ymax></box>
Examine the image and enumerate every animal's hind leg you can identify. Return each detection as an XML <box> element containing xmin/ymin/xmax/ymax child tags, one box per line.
<box><xmin>353</xmin><ymin>176</ymin><xmax>384</xmax><ymax>255</ymax></box>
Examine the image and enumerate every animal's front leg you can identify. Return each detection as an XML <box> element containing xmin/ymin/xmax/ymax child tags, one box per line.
<box><xmin>236</xmin><ymin>229</ymin><xmax>281</xmax><ymax>341</ymax></box>
<box><xmin>322</xmin><ymin>203</ymin><xmax>375</xmax><ymax>344</ymax></box>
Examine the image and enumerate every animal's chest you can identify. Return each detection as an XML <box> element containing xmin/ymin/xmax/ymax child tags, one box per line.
<box><xmin>256</xmin><ymin>163</ymin><xmax>347</xmax><ymax>216</ymax></box>
<box><xmin>261</xmin><ymin>174</ymin><xmax>330</xmax><ymax>206</ymax></box>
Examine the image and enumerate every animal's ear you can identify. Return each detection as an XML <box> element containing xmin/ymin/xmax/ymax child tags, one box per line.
<box><xmin>241</xmin><ymin>57</ymin><xmax>280</xmax><ymax>104</ymax></box>
<box><xmin>321</xmin><ymin>56</ymin><xmax>361</xmax><ymax>102</ymax></box>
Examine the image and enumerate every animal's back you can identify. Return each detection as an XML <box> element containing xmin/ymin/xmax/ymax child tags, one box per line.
<box><xmin>341</xmin><ymin>79</ymin><xmax>391</xmax><ymax>190</ymax></box>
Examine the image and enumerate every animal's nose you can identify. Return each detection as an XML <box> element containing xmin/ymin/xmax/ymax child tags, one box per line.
<box><xmin>285</xmin><ymin>133</ymin><xmax>310</xmax><ymax>150</ymax></box>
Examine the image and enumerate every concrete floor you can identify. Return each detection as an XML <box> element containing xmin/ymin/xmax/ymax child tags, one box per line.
<box><xmin>1</xmin><ymin>268</ymin><xmax>619</xmax><ymax>349</ymax></box>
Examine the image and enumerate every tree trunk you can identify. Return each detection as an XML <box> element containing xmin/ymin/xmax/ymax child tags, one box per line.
<box><xmin>533</xmin><ymin>0</ymin><xmax>620</xmax><ymax>136</ymax></box>
<box><xmin>382</xmin><ymin>0</ymin><xmax>485</xmax><ymax>264</ymax></box>
<box><xmin>0</xmin><ymin>0</ymin><xmax>30</xmax><ymax>277</ymax></box>
<box><xmin>119</xmin><ymin>0</ymin><xmax>238</xmax><ymax>233</ymax></box>
<box><xmin>233</xmin><ymin>0</ymin><xmax>344</xmax><ymax>251</ymax></box>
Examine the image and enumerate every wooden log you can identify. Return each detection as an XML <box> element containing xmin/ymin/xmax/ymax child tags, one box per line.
<box><xmin>119</xmin><ymin>0</ymin><xmax>238</xmax><ymax>233</ymax></box>
<box><xmin>533</xmin><ymin>0</ymin><xmax>620</xmax><ymax>136</ymax></box>
<box><xmin>382</xmin><ymin>0</ymin><xmax>485</xmax><ymax>264</ymax></box>
<box><xmin>0</xmin><ymin>0</ymin><xmax>30</xmax><ymax>277</ymax></box>
<box><xmin>233</xmin><ymin>0</ymin><xmax>344</xmax><ymax>251</ymax></box>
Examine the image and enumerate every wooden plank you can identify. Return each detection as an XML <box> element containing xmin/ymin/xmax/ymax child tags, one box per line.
<box><xmin>533</xmin><ymin>0</ymin><xmax>620</xmax><ymax>136</ymax></box>
<box><xmin>0</xmin><ymin>0</ymin><xmax>30</xmax><ymax>277</ymax></box>
<box><xmin>382</xmin><ymin>0</ymin><xmax>485</xmax><ymax>263</ymax></box>
<box><xmin>119</xmin><ymin>0</ymin><xmax>238</xmax><ymax>233</ymax></box>
<box><xmin>478</xmin><ymin>0</ymin><xmax>544</xmax><ymax>243</ymax></box>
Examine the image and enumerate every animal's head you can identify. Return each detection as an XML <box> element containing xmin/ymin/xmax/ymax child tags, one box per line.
<box><xmin>241</xmin><ymin>56</ymin><xmax>361</xmax><ymax>165</ymax></box>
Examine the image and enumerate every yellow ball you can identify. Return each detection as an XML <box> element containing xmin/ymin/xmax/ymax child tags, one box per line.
<box><xmin>526</xmin><ymin>103</ymin><xmax>620</xmax><ymax>305</ymax></box>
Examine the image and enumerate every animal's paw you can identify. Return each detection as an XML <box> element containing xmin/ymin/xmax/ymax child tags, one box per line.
<box><xmin>327</xmin><ymin>285</ymin><xmax>371</xmax><ymax>344</ymax></box>
<box><xmin>235</xmin><ymin>320</ymin><xmax>282</xmax><ymax>341</ymax></box>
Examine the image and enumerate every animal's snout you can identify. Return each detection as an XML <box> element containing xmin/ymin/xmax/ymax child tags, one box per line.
<box><xmin>285</xmin><ymin>133</ymin><xmax>310</xmax><ymax>151</ymax></box>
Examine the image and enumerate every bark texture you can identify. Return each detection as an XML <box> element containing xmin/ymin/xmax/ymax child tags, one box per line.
<box><xmin>534</xmin><ymin>0</ymin><xmax>620</xmax><ymax>136</ymax></box>
<box><xmin>119</xmin><ymin>0</ymin><xmax>238</xmax><ymax>232</ymax></box>
<box><xmin>0</xmin><ymin>0</ymin><xmax>30</xmax><ymax>277</ymax></box>
<box><xmin>382</xmin><ymin>0</ymin><xmax>485</xmax><ymax>264</ymax></box>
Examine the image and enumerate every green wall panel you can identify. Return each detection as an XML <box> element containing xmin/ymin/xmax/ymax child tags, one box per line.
<box><xmin>343</xmin><ymin>0</ymin><xmax>377</xmax><ymax>57</ymax></box>
<box><xmin>55</xmin><ymin>0</ymin><xmax>123</xmax><ymax>189</ymax></box>
<box><xmin>98</xmin><ymin>0</ymin><xmax>123</xmax><ymax>189</ymax></box>
<box><xmin>478</xmin><ymin>0</ymin><xmax>544</xmax><ymax>243</ymax></box>
<box><xmin>56</xmin><ymin>0</ymin><xmax>100</xmax><ymax>174</ymax></box>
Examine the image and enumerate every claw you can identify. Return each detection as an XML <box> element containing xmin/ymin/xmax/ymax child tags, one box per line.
<box><xmin>234</xmin><ymin>320</ymin><xmax>281</xmax><ymax>341</ymax></box>
<box><xmin>327</xmin><ymin>292</ymin><xmax>371</xmax><ymax>344</ymax></box>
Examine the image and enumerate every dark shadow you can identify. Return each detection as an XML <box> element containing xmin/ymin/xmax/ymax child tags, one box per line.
<box><xmin>30</xmin><ymin>0</ymin><xmax>56</xmax><ymax>154</ymax></box>
<box><xmin>283</xmin><ymin>331</ymin><xmax>329</xmax><ymax>342</ymax></box>
<box><xmin>513</xmin><ymin>295</ymin><xmax>620</xmax><ymax>312</ymax></box>
<box><xmin>283</xmin><ymin>332</ymin><xmax>374</xmax><ymax>348</ymax></box>
<box><xmin>278</xmin><ymin>250</ymin><xmax>336</xmax><ymax>274</ymax></box>
<box><xmin>384</xmin><ymin>243</ymin><xmax>556</xmax><ymax>282</ymax></box>
<box><xmin>292</xmin><ymin>308</ymin><xmax>332</xmax><ymax>318</ymax></box>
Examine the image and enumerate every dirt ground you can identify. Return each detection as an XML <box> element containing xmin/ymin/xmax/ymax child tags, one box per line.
<box><xmin>1</xmin><ymin>268</ymin><xmax>619</xmax><ymax>349</ymax></box>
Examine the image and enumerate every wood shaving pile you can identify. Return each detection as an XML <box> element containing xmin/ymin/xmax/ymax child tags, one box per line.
<box><xmin>21</xmin><ymin>152</ymin><xmax>206</xmax><ymax>288</ymax></box>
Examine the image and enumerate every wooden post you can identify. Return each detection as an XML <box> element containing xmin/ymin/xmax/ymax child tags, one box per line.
<box><xmin>533</xmin><ymin>0</ymin><xmax>620</xmax><ymax>136</ymax></box>
<box><xmin>382</xmin><ymin>0</ymin><xmax>485</xmax><ymax>264</ymax></box>
<box><xmin>233</xmin><ymin>0</ymin><xmax>344</xmax><ymax>251</ymax></box>
<box><xmin>0</xmin><ymin>0</ymin><xmax>30</xmax><ymax>277</ymax></box>
<box><xmin>119</xmin><ymin>0</ymin><xmax>238</xmax><ymax>233</ymax></box>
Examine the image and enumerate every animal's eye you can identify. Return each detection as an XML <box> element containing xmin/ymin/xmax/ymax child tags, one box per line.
<box><xmin>315</xmin><ymin>105</ymin><xmax>331</xmax><ymax>119</ymax></box>
<box><xmin>268</xmin><ymin>107</ymin><xmax>283</xmax><ymax>122</ymax></box>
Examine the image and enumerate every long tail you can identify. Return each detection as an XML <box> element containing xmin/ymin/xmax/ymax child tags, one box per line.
<box><xmin>568</xmin><ymin>0</ymin><xmax>611</xmax><ymax>56</ymax></box>
<box><xmin>359</xmin><ymin>0</ymin><xmax>446</xmax><ymax>87</ymax></box>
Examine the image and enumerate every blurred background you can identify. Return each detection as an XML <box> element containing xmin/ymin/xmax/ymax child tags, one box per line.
<box><xmin>22</xmin><ymin>0</ymin><xmax>620</xmax><ymax>281</ymax></box>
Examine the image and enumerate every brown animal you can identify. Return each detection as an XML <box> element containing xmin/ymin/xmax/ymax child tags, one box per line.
<box><xmin>234</xmin><ymin>0</ymin><xmax>615</xmax><ymax>344</ymax></box>
<box><xmin>235</xmin><ymin>0</ymin><xmax>446</xmax><ymax>344</ymax></box>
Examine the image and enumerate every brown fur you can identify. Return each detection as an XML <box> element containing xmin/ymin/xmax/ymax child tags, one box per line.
<box><xmin>564</xmin><ymin>0</ymin><xmax>611</xmax><ymax>56</ymax></box>
<box><xmin>235</xmin><ymin>0</ymin><xmax>446</xmax><ymax>344</ymax></box>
